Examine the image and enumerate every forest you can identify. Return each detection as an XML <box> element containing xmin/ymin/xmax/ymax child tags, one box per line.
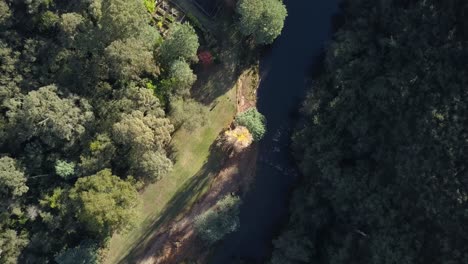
<box><xmin>4</xmin><ymin>0</ymin><xmax>467</xmax><ymax>263</ymax></box>
<box><xmin>271</xmin><ymin>0</ymin><xmax>468</xmax><ymax>263</ymax></box>
<box><xmin>0</xmin><ymin>0</ymin><xmax>286</xmax><ymax>263</ymax></box>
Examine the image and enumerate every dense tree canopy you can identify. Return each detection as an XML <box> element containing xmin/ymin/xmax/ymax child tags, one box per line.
<box><xmin>0</xmin><ymin>0</ymin><xmax>180</xmax><ymax>261</ymax></box>
<box><xmin>105</xmin><ymin>37</ymin><xmax>158</xmax><ymax>81</ymax></box>
<box><xmin>100</xmin><ymin>0</ymin><xmax>150</xmax><ymax>42</ymax></box>
<box><xmin>236</xmin><ymin>0</ymin><xmax>287</xmax><ymax>44</ymax></box>
<box><xmin>272</xmin><ymin>1</ymin><xmax>468</xmax><ymax>263</ymax></box>
<box><xmin>5</xmin><ymin>85</ymin><xmax>93</xmax><ymax>148</ymax></box>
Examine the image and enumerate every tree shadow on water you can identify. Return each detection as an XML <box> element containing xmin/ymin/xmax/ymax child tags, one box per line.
<box><xmin>118</xmin><ymin>142</ymin><xmax>227</xmax><ymax>264</ymax></box>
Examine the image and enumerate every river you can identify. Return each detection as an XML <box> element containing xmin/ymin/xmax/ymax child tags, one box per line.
<box><xmin>209</xmin><ymin>1</ymin><xmax>341</xmax><ymax>263</ymax></box>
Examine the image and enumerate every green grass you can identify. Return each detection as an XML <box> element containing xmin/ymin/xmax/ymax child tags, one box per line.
<box><xmin>104</xmin><ymin>88</ymin><xmax>236</xmax><ymax>264</ymax></box>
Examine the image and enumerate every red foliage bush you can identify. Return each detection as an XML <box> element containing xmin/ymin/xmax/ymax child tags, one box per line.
<box><xmin>198</xmin><ymin>51</ymin><xmax>213</xmax><ymax>66</ymax></box>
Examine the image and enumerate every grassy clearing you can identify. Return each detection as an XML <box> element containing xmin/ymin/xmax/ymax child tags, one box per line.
<box><xmin>104</xmin><ymin>88</ymin><xmax>236</xmax><ymax>264</ymax></box>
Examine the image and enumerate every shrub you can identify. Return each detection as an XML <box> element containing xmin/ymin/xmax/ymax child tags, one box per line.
<box><xmin>234</xmin><ymin>108</ymin><xmax>266</xmax><ymax>141</ymax></box>
<box><xmin>194</xmin><ymin>195</ymin><xmax>241</xmax><ymax>244</ymax></box>
<box><xmin>144</xmin><ymin>0</ymin><xmax>155</xmax><ymax>14</ymax></box>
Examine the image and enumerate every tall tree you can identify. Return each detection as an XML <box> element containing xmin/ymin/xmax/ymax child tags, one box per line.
<box><xmin>167</xmin><ymin>59</ymin><xmax>197</xmax><ymax>97</ymax></box>
<box><xmin>0</xmin><ymin>0</ymin><xmax>11</xmax><ymax>27</ymax></box>
<box><xmin>0</xmin><ymin>229</ymin><xmax>28</xmax><ymax>264</ymax></box>
<box><xmin>130</xmin><ymin>151</ymin><xmax>173</xmax><ymax>183</ymax></box>
<box><xmin>237</xmin><ymin>0</ymin><xmax>287</xmax><ymax>44</ymax></box>
<box><xmin>100</xmin><ymin>0</ymin><xmax>150</xmax><ymax>42</ymax></box>
<box><xmin>159</xmin><ymin>22</ymin><xmax>199</xmax><ymax>64</ymax></box>
<box><xmin>5</xmin><ymin>85</ymin><xmax>94</xmax><ymax>148</ymax></box>
<box><xmin>105</xmin><ymin>37</ymin><xmax>158</xmax><ymax>81</ymax></box>
<box><xmin>55</xmin><ymin>240</ymin><xmax>98</xmax><ymax>264</ymax></box>
<box><xmin>0</xmin><ymin>156</ymin><xmax>28</xmax><ymax>198</ymax></box>
<box><xmin>69</xmin><ymin>169</ymin><xmax>141</xmax><ymax>235</ymax></box>
<box><xmin>79</xmin><ymin>133</ymin><xmax>116</xmax><ymax>176</ymax></box>
<box><xmin>112</xmin><ymin>110</ymin><xmax>173</xmax><ymax>153</ymax></box>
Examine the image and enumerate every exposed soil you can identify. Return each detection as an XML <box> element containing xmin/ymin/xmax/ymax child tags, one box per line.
<box><xmin>136</xmin><ymin>69</ymin><xmax>260</xmax><ymax>264</ymax></box>
<box><xmin>237</xmin><ymin>68</ymin><xmax>259</xmax><ymax>113</ymax></box>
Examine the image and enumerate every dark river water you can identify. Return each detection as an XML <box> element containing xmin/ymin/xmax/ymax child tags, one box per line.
<box><xmin>209</xmin><ymin>1</ymin><xmax>341</xmax><ymax>263</ymax></box>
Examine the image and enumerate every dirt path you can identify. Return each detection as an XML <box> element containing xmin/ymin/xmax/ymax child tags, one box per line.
<box><xmin>136</xmin><ymin>69</ymin><xmax>260</xmax><ymax>264</ymax></box>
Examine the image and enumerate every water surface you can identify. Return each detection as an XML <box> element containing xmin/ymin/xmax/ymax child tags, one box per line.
<box><xmin>209</xmin><ymin>1</ymin><xmax>341</xmax><ymax>263</ymax></box>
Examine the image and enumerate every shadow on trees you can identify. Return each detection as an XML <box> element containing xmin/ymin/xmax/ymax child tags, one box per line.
<box><xmin>118</xmin><ymin>141</ymin><xmax>227</xmax><ymax>264</ymax></box>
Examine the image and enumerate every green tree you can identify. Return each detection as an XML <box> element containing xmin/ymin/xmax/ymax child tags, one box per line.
<box><xmin>59</xmin><ymin>13</ymin><xmax>85</xmax><ymax>45</ymax></box>
<box><xmin>55</xmin><ymin>240</ymin><xmax>98</xmax><ymax>264</ymax></box>
<box><xmin>194</xmin><ymin>195</ymin><xmax>241</xmax><ymax>244</ymax></box>
<box><xmin>96</xmin><ymin>84</ymin><xmax>166</xmax><ymax>130</ymax></box>
<box><xmin>39</xmin><ymin>11</ymin><xmax>59</xmax><ymax>32</ymax></box>
<box><xmin>114</xmin><ymin>83</ymin><xmax>166</xmax><ymax>117</ymax></box>
<box><xmin>6</xmin><ymin>85</ymin><xmax>94</xmax><ymax>148</ymax></box>
<box><xmin>23</xmin><ymin>0</ymin><xmax>52</xmax><ymax>14</ymax></box>
<box><xmin>169</xmin><ymin>98</ymin><xmax>207</xmax><ymax>131</ymax></box>
<box><xmin>0</xmin><ymin>0</ymin><xmax>12</xmax><ymax>27</ymax></box>
<box><xmin>79</xmin><ymin>133</ymin><xmax>116</xmax><ymax>175</ymax></box>
<box><xmin>0</xmin><ymin>41</ymin><xmax>20</xmax><ymax>104</ymax></box>
<box><xmin>0</xmin><ymin>156</ymin><xmax>28</xmax><ymax>198</ymax></box>
<box><xmin>69</xmin><ymin>169</ymin><xmax>141</xmax><ymax>235</ymax></box>
<box><xmin>0</xmin><ymin>229</ymin><xmax>28</xmax><ymax>264</ymax></box>
<box><xmin>100</xmin><ymin>0</ymin><xmax>150</xmax><ymax>42</ymax></box>
<box><xmin>236</xmin><ymin>0</ymin><xmax>287</xmax><ymax>44</ymax></box>
<box><xmin>168</xmin><ymin>59</ymin><xmax>197</xmax><ymax>97</ymax></box>
<box><xmin>55</xmin><ymin>160</ymin><xmax>76</xmax><ymax>179</ymax></box>
<box><xmin>130</xmin><ymin>151</ymin><xmax>173</xmax><ymax>183</ymax></box>
<box><xmin>112</xmin><ymin>110</ymin><xmax>173</xmax><ymax>153</ymax></box>
<box><xmin>105</xmin><ymin>37</ymin><xmax>158</xmax><ymax>81</ymax></box>
<box><xmin>235</xmin><ymin>108</ymin><xmax>266</xmax><ymax>141</ymax></box>
<box><xmin>160</xmin><ymin>22</ymin><xmax>199</xmax><ymax>64</ymax></box>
